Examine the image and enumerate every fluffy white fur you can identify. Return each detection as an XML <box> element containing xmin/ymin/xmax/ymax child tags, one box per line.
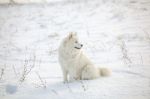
<box><xmin>58</xmin><ymin>33</ymin><xmax>111</xmax><ymax>82</ymax></box>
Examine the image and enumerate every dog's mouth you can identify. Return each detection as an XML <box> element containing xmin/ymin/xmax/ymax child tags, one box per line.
<box><xmin>74</xmin><ymin>44</ymin><xmax>83</xmax><ymax>49</ymax></box>
<box><xmin>74</xmin><ymin>47</ymin><xmax>81</xmax><ymax>49</ymax></box>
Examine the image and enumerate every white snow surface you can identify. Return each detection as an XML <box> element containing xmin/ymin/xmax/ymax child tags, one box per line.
<box><xmin>0</xmin><ymin>0</ymin><xmax>150</xmax><ymax>99</ymax></box>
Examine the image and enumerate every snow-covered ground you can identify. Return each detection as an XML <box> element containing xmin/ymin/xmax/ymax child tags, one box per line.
<box><xmin>0</xmin><ymin>0</ymin><xmax>150</xmax><ymax>99</ymax></box>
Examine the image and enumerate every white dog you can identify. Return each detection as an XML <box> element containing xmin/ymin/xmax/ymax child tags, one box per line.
<box><xmin>58</xmin><ymin>32</ymin><xmax>111</xmax><ymax>82</ymax></box>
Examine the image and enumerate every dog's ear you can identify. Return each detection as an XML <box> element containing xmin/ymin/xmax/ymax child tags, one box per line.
<box><xmin>68</xmin><ymin>32</ymin><xmax>77</xmax><ymax>39</ymax></box>
<box><xmin>68</xmin><ymin>32</ymin><xmax>73</xmax><ymax>40</ymax></box>
<box><xmin>73</xmin><ymin>32</ymin><xmax>77</xmax><ymax>36</ymax></box>
<box><xmin>69</xmin><ymin>33</ymin><xmax>72</xmax><ymax>40</ymax></box>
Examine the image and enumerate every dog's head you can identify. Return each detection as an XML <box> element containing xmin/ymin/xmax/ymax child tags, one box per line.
<box><xmin>63</xmin><ymin>32</ymin><xmax>83</xmax><ymax>50</ymax></box>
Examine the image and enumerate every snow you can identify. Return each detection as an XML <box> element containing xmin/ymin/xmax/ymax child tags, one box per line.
<box><xmin>5</xmin><ymin>84</ymin><xmax>18</xmax><ymax>94</ymax></box>
<box><xmin>0</xmin><ymin>0</ymin><xmax>150</xmax><ymax>99</ymax></box>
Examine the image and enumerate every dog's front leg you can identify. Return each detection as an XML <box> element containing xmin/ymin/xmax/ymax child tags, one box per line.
<box><xmin>69</xmin><ymin>76</ymin><xmax>76</xmax><ymax>82</ymax></box>
<box><xmin>69</xmin><ymin>71</ymin><xmax>78</xmax><ymax>82</ymax></box>
<box><xmin>62</xmin><ymin>69</ymin><xmax>68</xmax><ymax>82</ymax></box>
<box><xmin>76</xmin><ymin>69</ymin><xmax>82</xmax><ymax>80</ymax></box>
<box><xmin>69</xmin><ymin>73</ymin><xmax>81</xmax><ymax>82</ymax></box>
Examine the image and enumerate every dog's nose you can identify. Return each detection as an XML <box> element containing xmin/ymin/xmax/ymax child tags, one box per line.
<box><xmin>81</xmin><ymin>44</ymin><xmax>83</xmax><ymax>47</ymax></box>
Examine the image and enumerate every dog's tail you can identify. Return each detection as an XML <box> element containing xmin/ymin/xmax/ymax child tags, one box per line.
<box><xmin>99</xmin><ymin>67</ymin><xmax>111</xmax><ymax>77</ymax></box>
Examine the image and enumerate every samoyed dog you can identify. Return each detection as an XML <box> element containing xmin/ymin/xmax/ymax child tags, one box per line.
<box><xmin>58</xmin><ymin>32</ymin><xmax>111</xmax><ymax>82</ymax></box>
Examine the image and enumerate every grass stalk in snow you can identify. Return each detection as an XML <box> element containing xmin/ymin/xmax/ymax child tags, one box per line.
<box><xmin>12</xmin><ymin>65</ymin><xmax>18</xmax><ymax>78</ymax></box>
<box><xmin>119</xmin><ymin>40</ymin><xmax>132</xmax><ymax>65</ymax></box>
<box><xmin>139</xmin><ymin>53</ymin><xmax>144</xmax><ymax>65</ymax></box>
<box><xmin>145</xmin><ymin>31</ymin><xmax>150</xmax><ymax>44</ymax></box>
<box><xmin>0</xmin><ymin>68</ymin><xmax>4</xmax><ymax>80</ymax></box>
<box><xmin>20</xmin><ymin>53</ymin><xmax>36</xmax><ymax>83</ymax></box>
<box><xmin>36</xmin><ymin>72</ymin><xmax>47</xmax><ymax>89</ymax></box>
<box><xmin>0</xmin><ymin>64</ymin><xmax>6</xmax><ymax>80</ymax></box>
<box><xmin>51</xmin><ymin>89</ymin><xmax>58</xmax><ymax>95</ymax></box>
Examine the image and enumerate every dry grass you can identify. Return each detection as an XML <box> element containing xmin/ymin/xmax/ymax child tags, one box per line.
<box><xmin>145</xmin><ymin>31</ymin><xmax>150</xmax><ymax>44</ymax></box>
<box><xmin>0</xmin><ymin>68</ymin><xmax>5</xmax><ymax>80</ymax></box>
<box><xmin>119</xmin><ymin>40</ymin><xmax>132</xmax><ymax>65</ymax></box>
<box><xmin>35</xmin><ymin>72</ymin><xmax>47</xmax><ymax>89</ymax></box>
<box><xmin>19</xmin><ymin>53</ymin><xmax>36</xmax><ymax>83</ymax></box>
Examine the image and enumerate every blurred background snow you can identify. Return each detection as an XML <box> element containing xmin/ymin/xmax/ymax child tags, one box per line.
<box><xmin>0</xmin><ymin>0</ymin><xmax>150</xmax><ymax>99</ymax></box>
